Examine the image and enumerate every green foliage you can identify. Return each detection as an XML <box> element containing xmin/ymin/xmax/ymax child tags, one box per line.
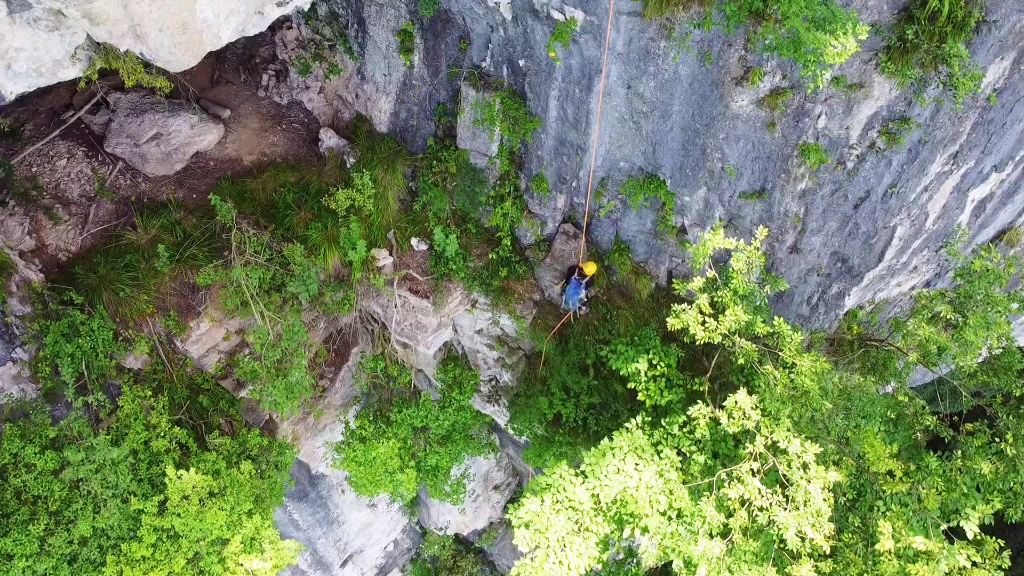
<box><xmin>419</xmin><ymin>0</ymin><xmax>441</xmax><ymax>17</ymax></box>
<box><xmin>738</xmin><ymin>187</ymin><xmax>769</xmax><ymax>200</ymax></box>
<box><xmin>999</xmin><ymin>226</ymin><xmax>1024</xmax><ymax>249</ymax></box>
<box><xmin>876</xmin><ymin>116</ymin><xmax>918</xmax><ymax>150</ymax></box>
<box><xmin>0</xmin><ymin>249</ymin><xmax>14</xmax><ymax>285</ymax></box>
<box><xmin>510</xmin><ymin>222</ymin><xmax>1024</xmax><ymax>576</ymax></box>
<box><xmin>509</xmin><ymin>243</ymin><xmax>664</xmax><ymax>468</ymax></box>
<box><xmin>640</xmin><ymin>0</ymin><xmax>709</xmax><ymax>18</ymax></box>
<box><xmin>0</xmin><ymin>365</ymin><xmax>298</xmax><ymax>576</ymax></box>
<box><xmin>348</xmin><ymin>117</ymin><xmax>411</xmax><ymax>244</ymax></box>
<box><xmin>234</xmin><ymin>309</ymin><xmax>316</xmax><ymax>418</ymax></box>
<box><xmin>79</xmin><ymin>44</ymin><xmax>174</xmax><ymax>95</ymax></box>
<box><xmin>547</xmin><ymin>18</ymin><xmax>579</xmax><ymax>64</ymax></box>
<box><xmin>66</xmin><ymin>201</ymin><xmax>219</xmax><ymax>322</ymax></box>
<box><xmin>410</xmin><ymin>533</ymin><xmax>491</xmax><ymax>576</ymax></box>
<box><xmin>333</xmin><ymin>354</ymin><xmax>496</xmax><ymax>504</ymax></box>
<box><xmin>397</xmin><ymin>22</ymin><xmax>416</xmax><ymax>67</ymax></box>
<box><xmin>647</xmin><ymin>0</ymin><xmax>866</xmax><ymax>89</ymax></box>
<box><xmin>747</xmin><ymin>65</ymin><xmax>765</xmax><ymax>87</ymax></box>
<box><xmin>469</xmin><ymin>87</ymin><xmax>542</xmax><ymax>291</ymax></box>
<box><xmin>797</xmin><ymin>141</ymin><xmax>830</xmax><ymax>171</ymax></box>
<box><xmin>0</xmin><ymin>115</ymin><xmax>22</xmax><ymax>142</ymax></box>
<box><xmin>620</xmin><ymin>174</ymin><xmax>675</xmax><ymax>236</ymax></box>
<box><xmin>31</xmin><ymin>294</ymin><xmax>123</xmax><ymax>401</ymax></box>
<box><xmin>0</xmin><ymin>159</ymin><xmax>41</xmax><ymax>204</ymax></box>
<box><xmin>199</xmin><ymin>194</ymin><xmax>348</xmax><ymax>415</ymax></box>
<box><xmin>759</xmin><ymin>86</ymin><xmax>793</xmax><ymax>113</ymax></box>
<box><xmin>529</xmin><ymin>171</ymin><xmax>551</xmax><ymax>198</ymax></box>
<box><xmin>829</xmin><ymin>74</ymin><xmax>866</xmax><ymax>94</ymax></box>
<box><xmin>880</xmin><ymin>0</ymin><xmax>985</xmax><ymax>106</ymax></box>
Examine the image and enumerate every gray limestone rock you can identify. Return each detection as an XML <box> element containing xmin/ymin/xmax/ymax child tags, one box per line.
<box><xmin>417</xmin><ymin>453</ymin><xmax>520</xmax><ymax>536</ymax></box>
<box><xmin>318</xmin><ymin>127</ymin><xmax>357</xmax><ymax>166</ymax></box>
<box><xmin>314</xmin><ymin>0</ymin><xmax>1024</xmax><ymax>332</ymax></box>
<box><xmin>535</xmin><ymin>222</ymin><xmax>585</xmax><ymax>304</ymax></box>
<box><xmin>476</xmin><ymin>521</ymin><xmax>523</xmax><ymax>575</ymax></box>
<box><xmin>104</xmin><ymin>91</ymin><xmax>225</xmax><ymax>177</ymax></box>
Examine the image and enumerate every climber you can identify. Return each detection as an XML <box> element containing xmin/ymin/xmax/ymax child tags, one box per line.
<box><xmin>560</xmin><ymin>261</ymin><xmax>598</xmax><ymax>315</ymax></box>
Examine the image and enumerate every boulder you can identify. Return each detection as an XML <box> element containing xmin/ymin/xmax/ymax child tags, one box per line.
<box><xmin>0</xmin><ymin>361</ymin><xmax>36</xmax><ymax>402</ymax></box>
<box><xmin>177</xmin><ymin>306</ymin><xmax>248</xmax><ymax>372</ymax></box>
<box><xmin>104</xmin><ymin>91</ymin><xmax>225</xmax><ymax>177</ymax></box>
<box><xmin>417</xmin><ymin>453</ymin><xmax>520</xmax><ymax>536</ymax></box>
<box><xmin>318</xmin><ymin>127</ymin><xmax>357</xmax><ymax>166</ymax></box>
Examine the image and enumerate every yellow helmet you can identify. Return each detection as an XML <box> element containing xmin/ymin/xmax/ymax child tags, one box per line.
<box><xmin>582</xmin><ymin>261</ymin><xmax>598</xmax><ymax>276</ymax></box>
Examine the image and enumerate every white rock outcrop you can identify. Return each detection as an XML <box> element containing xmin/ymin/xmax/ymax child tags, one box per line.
<box><xmin>104</xmin><ymin>91</ymin><xmax>225</xmax><ymax>176</ymax></box>
<box><xmin>0</xmin><ymin>0</ymin><xmax>312</xmax><ymax>102</ymax></box>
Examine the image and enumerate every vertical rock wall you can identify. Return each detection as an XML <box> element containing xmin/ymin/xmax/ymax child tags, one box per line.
<box><xmin>310</xmin><ymin>0</ymin><xmax>1024</xmax><ymax>329</ymax></box>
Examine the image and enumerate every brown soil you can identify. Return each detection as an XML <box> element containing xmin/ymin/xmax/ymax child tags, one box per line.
<box><xmin>0</xmin><ymin>22</ymin><xmax>322</xmax><ymax>269</ymax></box>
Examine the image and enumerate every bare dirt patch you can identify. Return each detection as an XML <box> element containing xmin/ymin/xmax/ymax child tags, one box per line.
<box><xmin>1</xmin><ymin>21</ymin><xmax>323</xmax><ymax>267</ymax></box>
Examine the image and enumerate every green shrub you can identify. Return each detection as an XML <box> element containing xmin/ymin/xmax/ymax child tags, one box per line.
<box><xmin>547</xmin><ymin>18</ymin><xmax>579</xmax><ymax>64</ymax></box>
<box><xmin>620</xmin><ymin>174</ymin><xmax>675</xmax><ymax>236</ymax></box>
<box><xmin>397</xmin><ymin>22</ymin><xmax>416</xmax><ymax>67</ymax></box>
<box><xmin>348</xmin><ymin>117</ymin><xmax>411</xmax><ymax>244</ymax></box>
<box><xmin>31</xmin><ymin>294</ymin><xmax>123</xmax><ymax>402</ymax></box>
<box><xmin>529</xmin><ymin>171</ymin><xmax>551</xmax><ymax>198</ymax></box>
<box><xmin>829</xmin><ymin>74</ymin><xmax>866</xmax><ymax>94</ymax></box>
<box><xmin>645</xmin><ymin>0</ymin><xmax>867</xmax><ymax>89</ymax></box>
<box><xmin>640</xmin><ymin>0</ymin><xmax>709</xmax><ymax>18</ymax></box>
<box><xmin>80</xmin><ymin>44</ymin><xmax>174</xmax><ymax>95</ymax></box>
<box><xmin>332</xmin><ymin>354</ymin><xmax>495</xmax><ymax>504</ymax></box>
<box><xmin>739</xmin><ymin>188</ymin><xmax>770</xmax><ymax>200</ymax></box>
<box><xmin>877</xmin><ymin>116</ymin><xmax>918</xmax><ymax>150</ymax></box>
<box><xmin>747</xmin><ymin>65</ymin><xmax>765</xmax><ymax>88</ymax></box>
<box><xmin>759</xmin><ymin>87</ymin><xmax>793</xmax><ymax>113</ymax></box>
<box><xmin>419</xmin><ymin>0</ymin><xmax>441</xmax><ymax>17</ymax></box>
<box><xmin>509</xmin><ymin>244</ymin><xmax>665</xmax><ymax>468</ymax></box>
<box><xmin>470</xmin><ymin>87</ymin><xmax>542</xmax><ymax>291</ymax></box>
<box><xmin>0</xmin><ymin>115</ymin><xmax>22</xmax><ymax>142</ymax></box>
<box><xmin>410</xmin><ymin>533</ymin><xmax>490</xmax><ymax>576</ymax></box>
<box><xmin>1000</xmin><ymin>226</ymin><xmax>1024</xmax><ymax>249</ymax></box>
<box><xmin>0</xmin><ymin>159</ymin><xmax>41</xmax><ymax>204</ymax></box>
<box><xmin>0</xmin><ymin>375</ymin><xmax>298</xmax><ymax>576</ymax></box>
<box><xmin>880</xmin><ymin>0</ymin><xmax>985</xmax><ymax>106</ymax></box>
<box><xmin>0</xmin><ymin>249</ymin><xmax>14</xmax><ymax>284</ymax></box>
<box><xmin>797</xmin><ymin>141</ymin><xmax>830</xmax><ymax>171</ymax></box>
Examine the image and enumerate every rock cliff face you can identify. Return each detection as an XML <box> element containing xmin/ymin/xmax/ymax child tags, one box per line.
<box><xmin>0</xmin><ymin>0</ymin><xmax>312</xmax><ymax>102</ymax></box>
<box><xmin>308</xmin><ymin>0</ymin><xmax>1024</xmax><ymax>329</ymax></box>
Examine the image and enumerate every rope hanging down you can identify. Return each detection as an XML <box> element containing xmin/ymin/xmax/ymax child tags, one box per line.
<box><xmin>541</xmin><ymin>0</ymin><xmax>616</xmax><ymax>372</ymax></box>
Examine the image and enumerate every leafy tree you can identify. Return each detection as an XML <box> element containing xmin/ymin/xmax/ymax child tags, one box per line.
<box><xmin>510</xmin><ymin>223</ymin><xmax>1024</xmax><ymax>575</ymax></box>
<box><xmin>0</xmin><ymin>372</ymin><xmax>298</xmax><ymax>576</ymax></box>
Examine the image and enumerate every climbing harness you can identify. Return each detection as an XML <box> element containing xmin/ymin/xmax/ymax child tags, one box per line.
<box><xmin>540</xmin><ymin>0</ymin><xmax>615</xmax><ymax>372</ymax></box>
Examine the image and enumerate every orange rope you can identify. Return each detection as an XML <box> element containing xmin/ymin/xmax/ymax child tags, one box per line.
<box><xmin>578</xmin><ymin>0</ymin><xmax>616</xmax><ymax>264</ymax></box>
<box><xmin>539</xmin><ymin>310</ymin><xmax>574</xmax><ymax>372</ymax></box>
<box><xmin>541</xmin><ymin>0</ymin><xmax>616</xmax><ymax>372</ymax></box>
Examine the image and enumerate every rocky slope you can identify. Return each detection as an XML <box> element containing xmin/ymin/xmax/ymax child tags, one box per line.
<box><xmin>3</xmin><ymin>1</ymin><xmax>1024</xmax><ymax>575</ymax></box>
